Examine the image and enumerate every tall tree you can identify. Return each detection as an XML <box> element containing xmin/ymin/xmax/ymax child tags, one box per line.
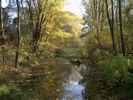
<box><xmin>15</xmin><ymin>0</ymin><xmax>21</xmax><ymax>67</ymax></box>
<box><xmin>105</xmin><ymin>0</ymin><xmax>117</xmax><ymax>54</ymax></box>
<box><xmin>0</xmin><ymin>0</ymin><xmax>3</xmax><ymax>38</ymax></box>
<box><xmin>118</xmin><ymin>0</ymin><xmax>126</xmax><ymax>56</ymax></box>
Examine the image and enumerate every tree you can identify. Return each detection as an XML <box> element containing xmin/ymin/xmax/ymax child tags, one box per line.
<box><xmin>0</xmin><ymin>0</ymin><xmax>4</xmax><ymax>38</ymax></box>
<box><xmin>83</xmin><ymin>0</ymin><xmax>105</xmax><ymax>46</ymax></box>
<box><xmin>118</xmin><ymin>0</ymin><xmax>126</xmax><ymax>56</ymax></box>
<box><xmin>105</xmin><ymin>0</ymin><xmax>117</xmax><ymax>54</ymax></box>
<box><xmin>15</xmin><ymin>0</ymin><xmax>21</xmax><ymax>68</ymax></box>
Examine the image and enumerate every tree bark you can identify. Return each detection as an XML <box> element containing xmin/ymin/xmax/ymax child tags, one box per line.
<box><xmin>0</xmin><ymin>0</ymin><xmax>4</xmax><ymax>37</ymax></box>
<box><xmin>118</xmin><ymin>0</ymin><xmax>126</xmax><ymax>56</ymax></box>
<box><xmin>15</xmin><ymin>0</ymin><xmax>21</xmax><ymax>68</ymax></box>
<box><xmin>105</xmin><ymin>0</ymin><xmax>117</xmax><ymax>54</ymax></box>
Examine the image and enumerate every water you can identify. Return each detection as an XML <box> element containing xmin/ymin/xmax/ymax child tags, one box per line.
<box><xmin>62</xmin><ymin>66</ymin><xmax>85</xmax><ymax>100</ymax></box>
<box><xmin>62</xmin><ymin>81</ymin><xmax>85</xmax><ymax>100</ymax></box>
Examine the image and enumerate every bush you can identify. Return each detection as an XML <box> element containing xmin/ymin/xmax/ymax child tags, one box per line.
<box><xmin>83</xmin><ymin>55</ymin><xmax>133</xmax><ymax>100</ymax></box>
<box><xmin>100</xmin><ymin>55</ymin><xmax>133</xmax><ymax>98</ymax></box>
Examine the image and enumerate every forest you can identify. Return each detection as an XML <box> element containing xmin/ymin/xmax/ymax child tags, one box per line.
<box><xmin>0</xmin><ymin>0</ymin><xmax>132</xmax><ymax>100</ymax></box>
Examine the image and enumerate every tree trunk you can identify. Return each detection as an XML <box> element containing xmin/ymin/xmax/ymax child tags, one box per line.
<box><xmin>118</xmin><ymin>0</ymin><xmax>126</xmax><ymax>56</ymax></box>
<box><xmin>0</xmin><ymin>0</ymin><xmax>6</xmax><ymax>64</ymax></box>
<box><xmin>0</xmin><ymin>0</ymin><xmax>4</xmax><ymax>38</ymax></box>
<box><xmin>0</xmin><ymin>0</ymin><xmax>2</xmax><ymax>37</ymax></box>
<box><xmin>15</xmin><ymin>0</ymin><xmax>20</xmax><ymax>68</ymax></box>
<box><xmin>105</xmin><ymin>0</ymin><xmax>117</xmax><ymax>55</ymax></box>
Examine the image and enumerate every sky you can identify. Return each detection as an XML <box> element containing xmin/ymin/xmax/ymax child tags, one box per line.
<box><xmin>64</xmin><ymin>0</ymin><xmax>84</xmax><ymax>17</ymax></box>
<box><xmin>2</xmin><ymin>0</ymin><xmax>8</xmax><ymax>8</ymax></box>
<box><xmin>2</xmin><ymin>0</ymin><xmax>84</xmax><ymax>17</ymax></box>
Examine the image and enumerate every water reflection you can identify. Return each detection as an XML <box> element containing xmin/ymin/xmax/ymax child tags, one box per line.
<box><xmin>62</xmin><ymin>81</ymin><xmax>85</xmax><ymax>100</ymax></box>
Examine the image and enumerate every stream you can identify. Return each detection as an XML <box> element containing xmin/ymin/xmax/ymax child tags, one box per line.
<box><xmin>62</xmin><ymin>65</ymin><xmax>85</xmax><ymax>100</ymax></box>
